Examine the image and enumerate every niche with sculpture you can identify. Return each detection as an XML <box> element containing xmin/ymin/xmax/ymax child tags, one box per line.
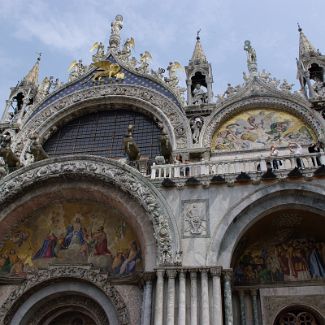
<box><xmin>0</xmin><ymin>201</ymin><xmax>143</xmax><ymax>278</ymax></box>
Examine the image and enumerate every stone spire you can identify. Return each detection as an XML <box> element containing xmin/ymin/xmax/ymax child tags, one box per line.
<box><xmin>185</xmin><ymin>31</ymin><xmax>214</xmax><ymax>106</ymax></box>
<box><xmin>21</xmin><ymin>53</ymin><xmax>41</xmax><ymax>87</ymax></box>
<box><xmin>191</xmin><ymin>31</ymin><xmax>207</xmax><ymax>63</ymax></box>
<box><xmin>1</xmin><ymin>54</ymin><xmax>41</xmax><ymax>123</ymax></box>
<box><xmin>296</xmin><ymin>24</ymin><xmax>325</xmax><ymax>101</ymax></box>
<box><xmin>298</xmin><ymin>24</ymin><xmax>318</xmax><ymax>60</ymax></box>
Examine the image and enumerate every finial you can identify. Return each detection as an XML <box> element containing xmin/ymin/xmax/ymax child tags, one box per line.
<box><xmin>297</xmin><ymin>23</ymin><xmax>302</xmax><ymax>32</ymax></box>
<box><xmin>36</xmin><ymin>52</ymin><xmax>42</xmax><ymax>62</ymax></box>
<box><xmin>196</xmin><ymin>29</ymin><xmax>201</xmax><ymax>40</ymax></box>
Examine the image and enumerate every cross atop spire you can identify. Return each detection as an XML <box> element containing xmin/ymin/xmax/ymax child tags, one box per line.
<box><xmin>298</xmin><ymin>23</ymin><xmax>318</xmax><ymax>60</ymax></box>
<box><xmin>191</xmin><ymin>31</ymin><xmax>207</xmax><ymax>63</ymax></box>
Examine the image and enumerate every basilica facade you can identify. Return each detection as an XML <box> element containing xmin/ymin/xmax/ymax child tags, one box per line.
<box><xmin>0</xmin><ymin>15</ymin><xmax>325</xmax><ymax>325</ymax></box>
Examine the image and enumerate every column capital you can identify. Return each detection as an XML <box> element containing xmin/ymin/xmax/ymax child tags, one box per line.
<box><xmin>237</xmin><ymin>288</ymin><xmax>246</xmax><ymax>297</ymax></box>
<box><xmin>190</xmin><ymin>270</ymin><xmax>198</xmax><ymax>279</ymax></box>
<box><xmin>250</xmin><ymin>288</ymin><xmax>258</xmax><ymax>296</ymax></box>
<box><xmin>156</xmin><ymin>269</ymin><xmax>165</xmax><ymax>277</ymax></box>
<box><xmin>166</xmin><ymin>269</ymin><xmax>178</xmax><ymax>279</ymax></box>
<box><xmin>143</xmin><ymin>272</ymin><xmax>155</xmax><ymax>283</ymax></box>
<box><xmin>178</xmin><ymin>270</ymin><xmax>186</xmax><ymax>278</ymax></box>
<box><xmin>223</xmin><ymin>269</ymin><xmax>233</xmax><ymax>281</ymax></box>
<box><xmin>210</xmin><ymin>266</ymin><xmax>222</xmax><ymax>277</ymax></box>
<box><xmin>199</xmin><ymin>268</ymin><xmax>208</xmax><ymax>274</ymax></box>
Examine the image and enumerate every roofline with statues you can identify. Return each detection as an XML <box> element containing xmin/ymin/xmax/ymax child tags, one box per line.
<box><xmin>0</xmin><ymin>17</ymin><xmax>325</xmax><ymax>180</ymax></box>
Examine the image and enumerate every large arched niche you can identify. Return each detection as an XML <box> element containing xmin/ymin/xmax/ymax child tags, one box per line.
<box><xmin>16</xmin><ymin>85</ymin><xmax>192</xmax><ymax>159</ymax></box>
<box><xmin>2</xmin><ymin>278</ymin><xmax>123</xmax><ymax>325</ymax></box>
<box><xmin>43</xmin><ymin>107</ymin><xmax>163</xmax><ymax>159</ymax></box>
<box><xmin>211</xmin><ymin>107</ymin><xmax>317</xmax><ymax>152</ymax></box>
<box><xmin>200</xmin><ymin>96</ymin><xmax>325</xmax><ymax>149</ymax></box>
<box><xmin>0</xmin><ymin>156</ymin><xmax>181</xmax><ymax>270</ymax></box>
<box><xmin>20</xmin><ymin>97</ymin><xmax>178</xmax><ymax>162</ymax></box>
<box><xmin>206</xmin><ymin>183</ymin><xmax>325</xmax><ymax>267</ymax></box>
<box><xmin>231</xmin><ymin>208</ymin><xmax>325</xmax><ymax>286</ymax></box>
<box><xmin>0</xmin><ymin>184</ymin><xmax>146</xmax><ymax>277</ymax></box>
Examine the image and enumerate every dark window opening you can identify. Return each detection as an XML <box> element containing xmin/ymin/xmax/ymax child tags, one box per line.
<box><xmin>43</xmin><ymin>109</ymin><xmax>162</xmax><ymax>159</ymax></box>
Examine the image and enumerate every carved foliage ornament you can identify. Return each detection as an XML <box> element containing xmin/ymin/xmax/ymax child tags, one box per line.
<box><xmin>0</xmin><ymin>157</ymin><xmax>179</xmax><ymax>266</ymax></box>
<box><xmin>0</xmin><ymin>266</ymin><xmax>128</xmax><ymax>325</ymax></box>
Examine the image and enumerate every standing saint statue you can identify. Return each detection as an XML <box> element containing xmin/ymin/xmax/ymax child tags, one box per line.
<box><xmin>109</xmin><ymin>15</ymin><xmax>123</xmax><ymax>49</ymax></box>
<box><xmin>244</xmin><ymin>40</ymin><xmax>257</xmax><ymax>74</ymax></box>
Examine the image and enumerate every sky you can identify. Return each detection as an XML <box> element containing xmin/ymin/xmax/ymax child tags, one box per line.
<box><xmin>1</xmin><ymin>0</ymin><xmax>325</xmax><ymax>115</ymax></box>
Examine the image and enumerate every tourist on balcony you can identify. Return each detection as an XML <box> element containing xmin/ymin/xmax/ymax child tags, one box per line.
<box><xmin>270</xmin><ymin>145</ymin><xmax>281</xmax><ymax>170</ymax></box>
<box><xmin>289</xmin><ymin>142</ymin><xmax>304</xmax><ymax>169</ymax></box>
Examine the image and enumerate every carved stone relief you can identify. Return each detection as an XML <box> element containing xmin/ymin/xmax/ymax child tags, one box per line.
<box><xmin>182</xmin><ymin>199</ymin><xmax>209</xmax><ymax>238</ymax></box>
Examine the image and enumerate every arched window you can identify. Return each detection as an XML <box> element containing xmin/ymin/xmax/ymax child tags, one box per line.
<box><xmin>43</xmin><ymin>109</ymin><xmax>162</xmax><ymax>159</ymax></box>
<box><xmin>275</xmin><ymin>308</ymin><xmax>321</xmax><ymax>325</ymax></box>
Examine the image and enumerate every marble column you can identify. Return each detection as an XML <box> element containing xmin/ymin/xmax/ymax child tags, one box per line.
<box><xmin>223</xmin><ymin>270</ymin><xmax>234</xmax><ymax>325</ymax></box>
<box><xmin>178</xmin><ymin>270</ymin><xmax>186</xmax><ymax>325</ymax></box>
<box><xmin>166</xmin><ymin>269</ymin><xmax>177</xmax><ymax>325</ymax></box>
<box><xmin>238</xmin><ymin>290</ymin><xmax>246</xmax><ymax>325</ymax></box>
<box><xmin>190</xmin><ymin>270</ymin><xmax>198</xmax><ymax>325</ymax></box>
<box><xmin>211</xmin><ymin>267</ymin><xmax>223</xmax><ymax>325</ymax></box>
<box><xmin>250</xmin><ymin>289</ymin><xmax>259</xmax><ymax>325</ymax></box>
<box><xmin>141</xmin><ymin>273</ymin><xmax>154</xmax><ymax>325</ymax></box>
<box><xmin>154</xmin><ymin>269</ymin><xmax>165</xmax><ymax>325</ymax></box>
<box><xmin>201</xmin><ymin>269</ymin><xmax>210</xmax><ymax>325</ymax></box>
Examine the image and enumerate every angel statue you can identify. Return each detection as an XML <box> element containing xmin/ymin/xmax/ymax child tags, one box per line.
<box><xmin>137</xmin><ymin>51</ymin><xmax>152</xmax><ymax>74</ymax></box>
<box><xmin>118</xmin><ymin>37</ymin><xmax>135</xmax><ymax>62</ymax></box>
<box><xmin>68</xmin><ymin>59</ymin><xmax>86</xmax><ymax>82</ymax></box>
<box><xmin>164</xmin><ymin>61</ymin><xmax>182</xmax><ymax>88</ymax></box>
<box><xmin>37</xmin><ymin>76</ymin><xmax>54</xmax><ymax>100</ymax></box>
<box><xmin>90</xmin><ymin>42</ymin><xmax>105</xmax><ymax>63</ymax></box>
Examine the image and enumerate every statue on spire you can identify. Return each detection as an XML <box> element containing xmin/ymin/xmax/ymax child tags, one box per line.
<box><xmin>244</xmin><ymin>40</ymin><xmax>257</xmax><ymax>74</ymax></box>
<box><xmin>109</xmin><ymin>15</ymin><xmax>123</xmax><ymax>50</ymax></box>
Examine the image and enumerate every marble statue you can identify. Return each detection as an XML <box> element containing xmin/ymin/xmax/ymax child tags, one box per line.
<box><xmin>244</xmin><ymin>40</ymin><xmax>257</xmax><ymax>73</ymax></box>
<box><xmin>192</xmin><ymin>84</ymin><xmax>207</xmax><ymax>105</ymax></box>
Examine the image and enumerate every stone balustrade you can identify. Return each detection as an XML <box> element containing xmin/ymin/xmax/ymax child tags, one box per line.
<box><xmin>150</xmin><ymin>152</ymin><xmax>325</xmax><ymax>179</ymax></box>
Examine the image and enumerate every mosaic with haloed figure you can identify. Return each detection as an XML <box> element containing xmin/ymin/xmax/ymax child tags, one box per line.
<box><xmin>0</xmin><ymin>202</ymin><xmax>142</xmax><ymax>278</ymax></box>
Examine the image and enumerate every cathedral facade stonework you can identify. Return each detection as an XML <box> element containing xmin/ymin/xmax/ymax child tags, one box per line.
<box><xmin>0</xmin><ymin>15</ymin><xmax>325</xmax><ymax>325</ymax></box>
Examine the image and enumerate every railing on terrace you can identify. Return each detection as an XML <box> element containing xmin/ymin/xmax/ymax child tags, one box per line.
<box><xmin>150</xmin><ymin>153</ymin><xmax>325</xmax><ymax>180</ymax></box>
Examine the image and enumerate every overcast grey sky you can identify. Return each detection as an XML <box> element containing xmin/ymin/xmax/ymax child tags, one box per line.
<box><xmin>1</xmin><ymin>0</ymin><xmax>325</xmax><ymax>114</ymax></box>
